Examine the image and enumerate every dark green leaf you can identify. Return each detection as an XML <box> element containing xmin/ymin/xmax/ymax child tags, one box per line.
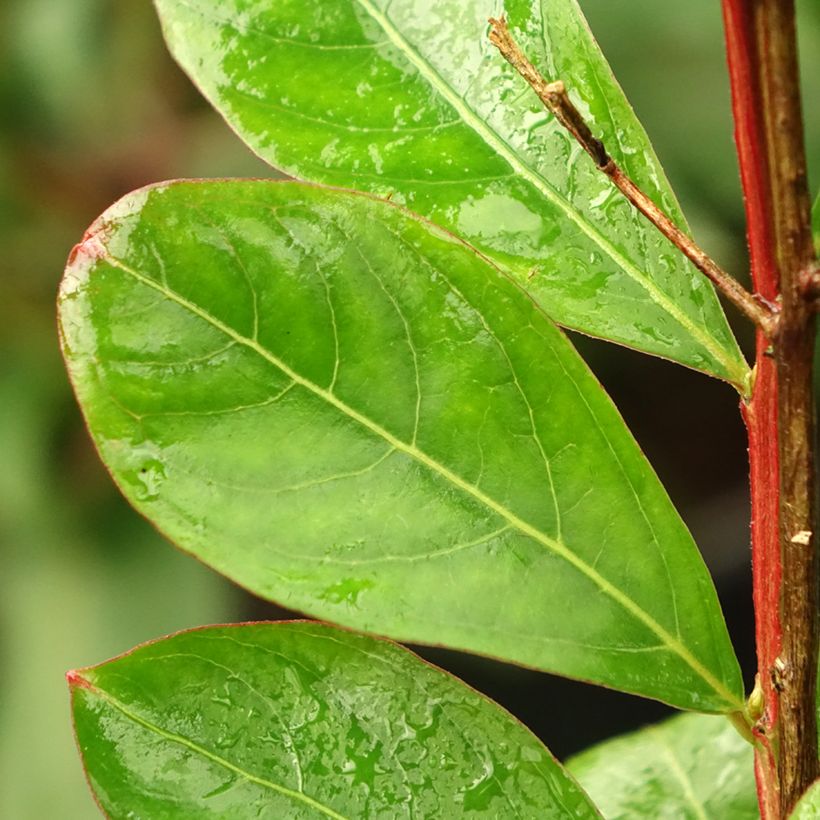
<box><xmin>69</xmin><ymin>622</ymin><xmax>599</xmax><ymax>818</ymax></box>
<box><xmin>567</xmin><ymin>713</ymin><xmax>757</xmax><ymax>819</ymax></box>
<box><xmin>153</xmin><ymin>0</ymin><xmax>748</xmax><ymax>387</ymax></box>
<box><xmin>59</xmin><ymin>180</ymin><xmax>743</xmax><ymax>711</ymax></box>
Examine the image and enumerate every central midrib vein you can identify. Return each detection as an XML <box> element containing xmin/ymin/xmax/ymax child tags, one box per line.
<box><xmin>81</xmin><ymin>682</ymin><xmax>348</xmax><ymax>819</ymax></box>
<box><xmin>107</xmin><ymin>256</ymin><xmax>742</xmax><ymax>711</ymax></box>
<box><xmin>350</xmin><ymin>0</ymin><xmax>744</xmax><ymax>385</ymax></box>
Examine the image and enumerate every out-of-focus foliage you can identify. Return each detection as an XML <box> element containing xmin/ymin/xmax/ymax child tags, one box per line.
<box><xmin>568</xmin><ymin>713</ymin><xmax>757</xmax><ymax>819</ymax></box>
<box><xmin>791</xmin><ymin>777</ymin><xmax>820</xmax><ymax>818</ymax></box>
<box><xmin>1</xmin><ymin>1</ymin><xmax>817</xmax><ymax>817</ymax></box>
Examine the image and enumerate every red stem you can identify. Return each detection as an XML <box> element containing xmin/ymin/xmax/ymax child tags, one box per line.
<box><xmin>741</xmin><ymin>357</ymin><xmax>782</xmax><ymax>819</ymax></box>
<box><xmin>723</xmin><ymin>1</ymin><xmax>819</xmax><ymax>816</ymax></box>
<box><xmin>721</xmin><ymin>4</ymin><xmax>782</xmax><ymax>816</ymax></box>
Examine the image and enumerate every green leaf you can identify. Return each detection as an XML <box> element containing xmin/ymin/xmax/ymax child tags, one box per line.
<box><xmin>567</xmin><ymin>713</ymin><xmax>757</xmax><ymax>819</ymax></box>
<box><xmin>813</xmin><ymin>194</ymin><xmax>819</xmax><ymax>255</ymax></box>
<box><xmin>59</xmin><ymin>179</ymin><xmax>744</xmax><ymax>712</ymax></box>
<box><xmin>791</xmin><ymin>778</ymin><xmax>820</xmax><ymax>818</ymax></box>
<box><xmin>69</xmin><ymin>622</ymin><xmax>600</xmax><ymax>818</ymax></box>
<box><xmin>153</xmin><ymin>0</ymin><xmax>748</xmax><ymax>388</ymax></box>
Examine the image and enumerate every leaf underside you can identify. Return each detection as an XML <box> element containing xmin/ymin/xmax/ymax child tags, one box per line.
<box><xmin>59</xmin><ymin>180</ymin><xmax>743</xmax><ymax>712</ymax></box>
<box><xmin>70</xmin><ymin>622</ymin><xmax>600</xmax><ymax>819</ymax></box>
<box><xmin>153</xmin><ymin>0</ymin><xmax>748</xmax><ymax>387</ymax></box>
<box><xmin>567</xmin><ymin>712</ymin><xmax>757</xmax><ymax>819</ymax></box>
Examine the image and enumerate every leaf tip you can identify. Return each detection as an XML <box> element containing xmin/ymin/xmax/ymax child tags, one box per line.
<box><xmin>66</xmin><ymin>669</ymin><xmax>93</xmax><ymax>690</ymax></box>
<box><xmin>63</xmin><ymin>223</ymin><xmax>110</xmax><ymax>302</ymax></box>
<box><xmin>66</xmin><ymin>231</ymin><xmax>107</xmax><ymax>270</ymax></box>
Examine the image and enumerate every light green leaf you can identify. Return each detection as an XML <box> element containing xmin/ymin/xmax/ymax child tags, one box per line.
<box><xmin>567</xmin><ymin>713</ymin><xmax>757</xmax><ymax>819</ymax></box>
<box><xmin>153</xmin><ymin>0</ymin><xmax>748</xmax><ymax>387</ymax></box>
<box><xmin>69</xmin><ymin>622</ymin><xmax>599</xmax><ymax>818</ymax></box>
<box><xmin>791</xmin><ymin>778</ymin><xmax>820</xmax><ymax>818</ymax></box>
<box><xmin>59</xmin><ymin>179</ymin><xmax>743</xmax><ymax>711</ymax></box>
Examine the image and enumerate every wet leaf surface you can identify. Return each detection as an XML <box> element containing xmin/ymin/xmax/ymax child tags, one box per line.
<box><xmin>154</xmin><ymin>0</ymin><xmax>748</xmax><ymax>386</ymax></box>
<box><xmin>70</xmin><ymin>622</ymin><xmax>600</xmax><ymax>818</ymax></box>
<box><xmin>59</xmin><ymin>180</ymin><xmax>743</xmax><ymax>711</ymax></box>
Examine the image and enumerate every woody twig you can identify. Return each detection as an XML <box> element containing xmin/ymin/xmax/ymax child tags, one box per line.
<box><xmin>488</xmin><ymin>16</ymin><xmax>776</xmax><ymax>336</ymax></box>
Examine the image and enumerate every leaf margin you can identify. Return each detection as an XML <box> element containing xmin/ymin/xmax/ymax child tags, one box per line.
<box><xmin>59</xmin><ymin>176</ymin><xmax>746</xmax><ymax>715</ymax></box>
<box><xmin>68</xmin><ymin>618</ymin><xmax>603</xmax><ymax>819</ymax></box>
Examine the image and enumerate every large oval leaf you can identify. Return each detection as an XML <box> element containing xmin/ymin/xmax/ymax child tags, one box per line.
<box><xmin>59</xmin><ymin>179</ymin><xmax>743</xmax><ymax>712</ymax></box>
<box><xmin>567</xmin><ymin>713</ymin><xmax>757</xmax><ymax>819</ymax></box>
<box><xmin>153</xmin><ymin>0</ymin><xmax>748</xmax><ymax>387</ymax></box>
<box><xmin>69</xmin><ymin>622</ymin><xmax>599</xmax><ymax>818</ymax></box>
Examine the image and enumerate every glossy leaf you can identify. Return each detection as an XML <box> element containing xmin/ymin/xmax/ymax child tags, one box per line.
<box><xmin>69</xmin><ymin>622</ymin><xmax>599</xmax><ymax>818</ymax></box>
<box><xmin>154</xmin><ymin>0</ymin><xmax>748</xmax><ymax>387</ymax></box>
<box><xmin>791</xmin><ymin>778</ymin><xmax>820</xmax><ymax>818</ymax></box>
<box><xmin>567</xmin><ymin>713</ymin><xmax>757</xmax><ymax>819</ymax></box>
<box><xmin>59</xmin><ymin>179</ymin><xmax>744</xmax><ymax>712</ymax></box>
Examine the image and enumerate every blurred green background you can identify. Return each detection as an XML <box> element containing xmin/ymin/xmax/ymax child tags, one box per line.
<box><xmin>1</xmin><ymin>1</ymin><xmax>818</xmax><ymax>817</ymax></box>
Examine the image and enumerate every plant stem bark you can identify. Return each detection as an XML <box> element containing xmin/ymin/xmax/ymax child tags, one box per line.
<box><xmin>722</xmin><ymin>1</ymin><xmax>819</xmax><ymax>816</ymax></box>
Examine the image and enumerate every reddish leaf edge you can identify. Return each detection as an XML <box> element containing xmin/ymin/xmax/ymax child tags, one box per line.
<box><xmin>58</xmin><ymin>177</ymin><xmax>745</xmax><ymax>716</ymax></box>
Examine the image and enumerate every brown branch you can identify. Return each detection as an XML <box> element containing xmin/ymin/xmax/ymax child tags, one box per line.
<box><xmin>488</xmin><ymin>16</ymin><xmax>777</xmax><ymax>336</ymax></box>
<box><xmin>746</xmin><ymin>1</ymin><xmax>819</xmax><ymax>812</ymax></box>
<box><xmin>722</xmin><ymin>0</ymin><xmax>819</xmax><ymax>812</ymax></box>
